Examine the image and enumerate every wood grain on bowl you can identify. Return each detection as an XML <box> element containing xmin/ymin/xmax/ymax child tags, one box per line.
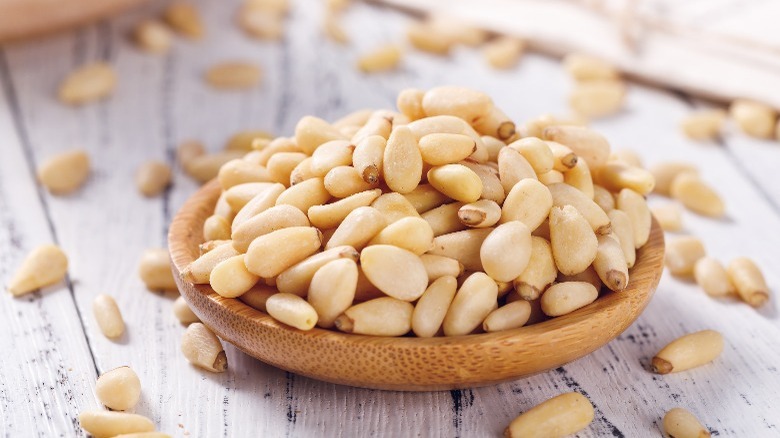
<box><xmin>169</xmin><ymin>179</ymin><xmax>664</xmax><ymax>391</ymax></box>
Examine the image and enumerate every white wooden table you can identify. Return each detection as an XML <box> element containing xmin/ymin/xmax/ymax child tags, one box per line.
<box><xmin>1</xmin><ymin>1</ymin><xmax>779</xmax><ymax>437</ymax></box>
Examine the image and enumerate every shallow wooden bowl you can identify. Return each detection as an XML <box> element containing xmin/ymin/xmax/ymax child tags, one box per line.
<box><xmin>169</xmin><ymin>180</ymin><xmax>665</xmax><ymax>391</ymax></box>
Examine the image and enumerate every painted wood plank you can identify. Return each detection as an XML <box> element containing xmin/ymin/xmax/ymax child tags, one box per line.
<box><xmin>1</xmin><ymin>0</ymin><xmax>778</xmax><ymax>436</ymax></box>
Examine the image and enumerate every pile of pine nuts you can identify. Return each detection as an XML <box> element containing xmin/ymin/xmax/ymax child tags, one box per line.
<box><xmin>182</xmin><ymin>85</ymin><xmax>657</xmax><ymax>337</ymax></box>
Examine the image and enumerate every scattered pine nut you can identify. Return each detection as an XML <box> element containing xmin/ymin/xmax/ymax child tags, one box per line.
<box><xmin>7</xmin><ymin>244</ymin><xmax>68</xmax><ymax>296</ymax></box>
<box><xmin>652</xmin><ymin>330</ymin><xmax>723</xmax><ymax>374</ymax></box>
<box><xmin>569</xmin><ymin>80</ymin><xmax>626</xmax><ymax>118</ymax></box>
<box><xmin>132</xmin><ymin>20</ymin><xmax>173</xmax><ymax>54</ymax></box>
<box><xmin>670</xmin><ymin>173</ymin><xmax>725</xmax><ymax>218</ymax></box>
<box><xmin>665</xmin><ymin>236</ymin><xmax>706</xmax><ymax>277</ymax></box>
<box><xmin>663</xmin><ymin>408</ymin><xmax>711</xmax><ymax>438</ymax></box>
<box><xmin>563</xmin><ymin>53</ymin><xmax>619</xmax><ymax>82</ymax></box>
<box><xmin>181</xmin><ymin>323</ymin><xmax>227</xmax><ymax>372</ymax></box>
<box><xmin>729</xmin><ymin>100</ymin><xmax>777</xmax><ymax>139</ymax></box>
<box><xmin>184</xmin><ymin>151</ymin><xmax>245</xmax><ymax>184</ymax></box>
<box><xmin>95</xmin><ymin>366</ymin><xmax>141</xmax><ymax>411</ymax></box>
<box><xmin>136</xmin><ymin>161</ymin><xmax>172</xmax><ymax>197</ymax></box>
<box><xmin>650</xmin><ymin>203</ymin><xmax>683</xmax><ymax>232</ymax></box>
<box><xmin>694</xmin><ymin>257</ymin><xmax>735</xmax><ymax>298</ymax></box>
<box><xmin>649</xmin><ymin>161</ymin><xmax>698</xmax><ymax>197</ymax></box>
<box><xmin>79</xmin><ymin>410</ymin><xmax>155</xmax><ymax>438</ymax></box>
<box><xmin>37</xmin><ymin>149</ymin><xmax>91</xmax><ymax>195</ymax></box>
<box><xmin>681</xmin><ymin>109</ymin><xmax>725</xmax><ymax>141</ymax></box>
<box><xmin>356</xmin><ymin>44</ymin><xmax>402</xmax><ymax>73</ymax></box>
<box><xmin>58</xmin><ymin>62</ymin><xmax>117</xmax><ymax>105</ymax></box>
<box><xmin>138</xmin><ymin>248</ymin><xmax>178</xmax><ymax>291</ymax></box>
<box><xmin>92</xmin><ymin>294</ymin><xmax>125</xmax><ymax>339</ymax></box>
<box><xmin>205</xmin><ymin>62</ymin><xmax>262</xmax><ymax>89</ymax></box>
<box><xmin>504</xmin><ymin>392</ymin><xmax>594</xmax><ymax>438</ymax></box>
<box><xmin>173</xmin><ymin>296</ymin><xmax>200</xmax><ymax>325</ymax></box>
<box><xmin>164</xmin><ymin>2</ymin><xmax>204</xmax><ymax>39</ymax></box>
<box><xmin>727</xmin><ymin>257</ymin><xmax>770</xmax><ymax>307</ymax></box>
<box><xmin>483</xmin><ymin>37</ymin><xmax>525</xmax><ymax>70</ymax></box>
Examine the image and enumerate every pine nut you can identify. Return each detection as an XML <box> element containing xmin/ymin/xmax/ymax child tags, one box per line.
<box><xmin>429</xmin><ymin>228</ymin><xmax>492</xmax><ymax>271</ymax></box>
<box><xmin>181</xmin><ymin>323</ymin><xmax>227</xmax><ymax>372</ymax></box>
<box><xmin>420</xmin><ymin>254</ymin><xmax>463</xmax><ymax>282</ymax></box>
<box><xmin>426</xmin><ymin>15</ymin><xmax>487</xmax><ymax>46</ymax></box>
<box><xmin>210</xmin><ymin>255</ymin><xmax>260</xmax><ymax>298</ymax></box>
<box><xmin>617</xmin><ymin>188</ymin><xmax>651</xmax><ymax>248</ymax></box>
<box><xmin>239</xmin><ymin>284</ymin><xmax>277</xmax><ymax>312</ymax></box>
<box><xmin>307</xmin><ymin>189</ymin><xmax>381</xmax><ymax>229</ymax></box>
<box><xmin>422</xmin><ymin>202</ymin><xmax>466</xmax><ymax>236</ymax></box>
<box><xmin>547</xmin><ymin>141</ymin><xmax>579</xmax><ymax>172</ymax></box>
<box><xmin>727</xmin><ymin>257</ymin><xmax>770</xmax><ymax>307</ymax></box>
<box><xmin>352</xmin><ymin>135</ymin><xmax>386</xmax><ymax>184</ymax></box>
<box><xmin>497</xmin><ymin>147</ymin><xmax>537</xmax><ymax>193</ymax></box>
<box><xmin>276</xmin><ymin>178</ymin><xmax>330</xmax><ymax>213</ymax></box>
<box><xmin>650</xmin><ymin>203</ymin><xmax>683</xmax><ymax>232</ymax></box>
<box><xmin>482</xmin><ymin>136</ymin><xmax>506</xmax><ymax>162</ymax></box>
<box><xmin>164</xmin><ymin>2</ymin><xmax>204</xmax><ymax>39</ymax></box>
<box><xmin>245</xmin><ymin>227</ymin><xmax>322</xmax><ymax>278</ymax></box>
<box><xmin>135</xmin><ymin>161</ymin><xmax>172</xmax><ymax>197</ymax></box>
<box><xmin>569</xmin><ymin>80</ymin><xmax>626</xmax><ymax>118</ymax></box>
<box><xmin>649</xmin><ymin>161</ymin><xmax>698</xmax><ymax>196</ymax></box>
<box><xmin>239</xmin><ymin>7</ymin><xmax>284</xmax><ymax>40</ymax></box>
<box><xmin>592</xmin><ymin>185</ymin><xmax>615</xmax><ymax>212</ymax></box>
<box><xmin>201</xmin><ymin>240</ymin><xmax>230</xmax><ymax>254</ymax></box>
<box><xmin>205</xmin><ymin>62</ymin><xmax>261</xmax><ymax>90</ymax></box>
<box><xmin>138</xmin><ymin>248</ymin><xmax>177</xmax><ymax>291</ymax></box>
<box><xmin>177</xmin><ymin>140</ymin><xmax>205</xmax><ymax>167</ymax></box>
<box><xmin>232</xmin><ymin>204</ymin><xmax>309</xmax><ymax>252</ymax></box>
<box><xmin>95</xmin><ymin>366</ymin><xmax>141</xmax><ymax>411</ymax></box>
<box><xmin>607</xmin><ymin>210</ymin><xmax>636</xmax><ymax>268</ymax></box>
<box><xmin>505</xmin><ymin>138</ymin><xmax>551</xmax><ymax>174</ymax></box>
<box><xmin>595</xmin><ymin>162</ymin><xmax>655</xmax><ymax>195</ymax></box>
<box><xmin>504</xmin><ymin>392</ymin><xmax>594</xmax><ymax>438</ymax></box>
<box><xmin>266</xmin><ymin>152</ymin><xmax>307</xmax><ymax>186</ymax></box>
<box><xmin>368</xmin><ymin>216</ymin><xmax>433</xmax><ymax>255</ymax></box>
<box><xmin>481</xmin><ymin>222</ymin><xmax>532</xmax><ymax>282</ymax></box>
<box><xmin>563</xmin><ymin>159</ymin><xmax>594</xmax><ymax>199</ymax></box>
<box><xmin>225</xmin><ymin>130</ymin><xmax>273</xmax><ymax>151</ymax></box>
<box><xmin>92</xmin><ymin>294</ymin><xmax>125</xmax><ymax>339</ymax></box>
<box><xmin>460</xmin><ymin>160</ymin><xmax>506</xmax><ymax>204</ymax></box>
<box><xmin>356</xmin><ymin>44</ymin><xmax>402</xmax><ymax>73</ymax></box>
<box><xmin>693</xmin><ymin>257</ymin><xmax>734</xmax><ymax>298</ymax></box>
<box><xmin>295</xmin><ymin>116</ymin><xmax>347</xmax><ymax>155</ymax></box>
<box><xmin>173</xmin><ymin>296</ymin><xmax>200</xmax><ymax>325</ymax></box>
<box><xmin>557</xmin><ymin>266</ymin><xmax>603</xmax><ymax>291</ymax></box>
<box><xmin>418</xmin><ymin>133</ymin><xmax>476</xmax><ymax>165</ymax></box>
<box><xmin>458</xmin><ymin>200</ymin><xmax>501</xmax><ymax>228</ymax></box>
<box><xmin>225</xmin><ymin>182</ymin><xmax>277</xmax><ymax>212</ymax></box>
<box><xmin>665</xmin><ymin>236</ymin><xmax>705</xmax><ymax>277</ymax></box>
<box><xmin>370</xmin><ymin>192</ymin><xmax>421</xmax><ymax>224</ymax></box>
<box><xmin>729</xmin><ymin>99</ymin><xmax>777</xmax><ymax>139</ymax></box>
<box><xmin>185</xmin><ymin>151</ymin><xmax>245</xmax><ymax>184</ymax></box>
<box><xmin>537</xmin><ymin>170</ymin><xmax>564</xmax><ymax>186</ymax></box>
<box><xmin>383</xmin><ymin>126</ymin><xmax>423</xmax><ymax>194</ymax></box>
<box><xmin>231</xmin><ymin>183</ymin><xmax>286</xmax><ymax>230</ymax></box>
<box><xmin>422</xmin><ymin>86</ymin><xmax>492</xmax><ymax>124</ymax></box>
<box><xmin>594</xmin><ymin>234</ymin><xmax>628</xmax><ymax>291</ymax></box>
<box><xmin>397</xmin><ymin>88</ymin><xmax>426</xmax><ymax>121</ymax></box>
<box><xmin>541</xmin><ymin>282</ymin><xmax>598</xmax><ymax>316</ymax></box>
<box><xmin>403</xmin><ymin>184</ymin><xmax>451</xmax><ymax>213</ymax></box>
<box><xmin>498</xmin><ymin>179</ymin><xmax>551</xmax><ymax>231</ymax></box>
<box><xmin>443</xmin><ymin>272</ymin><xmax>498</xmax><ymax>336</ymax></box>
<box><xmin>549</xmin><ymin>205</ymin><xmax>598</xmax><ymax>275</ymax></box>
<box><xmin>203</xmin><ymin>215</ymin><xmax>231</xmax><ymax>241</ymax></box>
<box><xmin>406</xmin><ymin>22</ymin><xmax>453</xmax><ymax>55</ymax></box>
<box><xmin>360</xmin><ymin>245</ymin><xmax>427</xmax><ymax>301</ymax></box>
<box><xmin>513</xmin><ymin>237</ymin><xmax>556</xmax><ymax>300</ymax></box>
<box><xmin>310</xmin><ymin>140</ymin><xmax>354</xmax><ymax>177</ymax></box>
<box><xmin>483</xmin><ymin>37</ymin><xmax>525</xmax><ymax>70</ymax></box>
<box><xmin>181</xmin><ymin>243</ymin><xmax>240</xmax><ymax>284</ymax></box>
<box><xmin>37</xmin><ymin>149</ymin><xmax>91</xmax><ymax>195</ymax></box>
<box><xmin>254</xmin><ymin>137</ymin><xmax>301</xmax><ymax>165</ymax></box>
<box><xmin>549</xmin><ymin>183</ymin><xmax>611</xmax><ymax>235</ymax></box>
<box><xmin>473</xmin><ymin>106</ymin><xmax>516</xmax><ymax>140</ymax></box>
<box><xmin>133</xmin><ymin>19</ymin><xmax>172</xmax><ymax>54</ymax></box>
<box><xmin>351</xmin><ymin>114</ymin><xmax>393</xmax><ymax>144</ymax></box>
<box><xmin>427</xmin><ymin>164</ymin><xmax>483</xmax><ymax>202</ymax></box>
<box><xmin>563</xmin><ymin>53</ymin><xmax>619</xmax><ymax>81</ymax></box>
<box><xmin>7</xmin><ymin>244</ymin><xmax>68</xmax><ymax>296</ymax></box>
<box><xmin>335</xmin><ymin>297</ymin><xmax>413</xmax><ymax>336</ymax></box>
<box><xmin>326</xmin><ymin>207</ymin><xmax>386</xmax><ymax>250</ymax></box>
<box><xmin>681</xmin><ymin>110</ymin><xmax>725</xmax><ymax>141</ymax></box>
<box><xmin>78</xmin><ymin>410</ymin><xmax>154</xmax><ymax>438</ymax></box>
<box><xmin>323</xmin><ymin>166</ymin><xmax>375</xmax><ymax>198</ymax></box>
<box><xmin>663</xmin><ymin>408</ymin><xmax>711</xmax><ymax>438</ymax></box>
<box><xmin>652</xmin><ymin>330</ymin><xmax>723</xmax><ymax>374</ymax></box>
<box><xmin>670</xmin><ymin>173</ymin><xmax>725</xmax><ymax>218</ymax></box>
<box><xmin>609</xmin><ymin>149</ymin><xmax>643</xmax><ymax>167</ymax></box>
<box><xmin>410</xmin><ymin>276</ymin><xmax>457</xmax><ymax>337</ymax></box>
<box><xmin>58</xmin><ymin>62</ymin><xmax>117</xmax><ymax>105</ymax></box>
<box><xmin>543</xmin><ymin>126</ymin><xmax>610</xmax><ymax>169</ymax></box>
<box><xmin>307</xmin><ymin>259</ymin><xmax>358</xmax><ymax>328</ymax></box>
<box><xmin>288</xmin><ymin>157</ymin><xmax>317</xmax><ymax>185</ymax></box>
<box><xmin>217</xmin><ymin>159</ymin><xmax>271</xmax><ymax>189</ymax></box>
<box><xmin>273</xmin><ymin>246</ymin><xmax>358</xmax><ymax>296</ymax></box>
<box><xmin>483</xmin><ymin>300</ymin><xmax>531</xmax><ymax>333</ymax></box>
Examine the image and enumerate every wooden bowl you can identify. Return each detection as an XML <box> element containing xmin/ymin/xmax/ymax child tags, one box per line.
<box><xmin>169</xmin><ymin>180</ymin><xmax>665</xmax><ymax>391</ymax></box>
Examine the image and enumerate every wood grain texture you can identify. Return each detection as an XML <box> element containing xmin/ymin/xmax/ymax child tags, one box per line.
<box><xmin>0</xmin><ymin>0</ymin><xmax>778</xmax><ymax>436</ymax></box>
<box><xmin>169</xmin><ymin>180</ymin><xmax>664</xmax><ymax>391</ymax></box>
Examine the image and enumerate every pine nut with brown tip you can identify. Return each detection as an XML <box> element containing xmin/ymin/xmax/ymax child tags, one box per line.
<box><xmin>663</xmin><ymin>408</ymin><xmax>711</xmax><ymax>438</ymax></box>
<box><xmin>563</xmin><ymin>159</ymin><xmax>594</xmax><ymax>199</ymax></box>
<box><xmin>593</xmin><ymin>234</ymin><xmax>628</xmax><ymax>291</ymax></box>
<box><xmin>92</xmin><ymin>294</ymin><xmax>125</xmax><ymax>339</ymax></box>
<box><xmin>324</xmin><ymin>166</ymin><xmax>376</xmax><ymax>198</ymax></box>
<box><xmin>95</xmin><ymin>366</ymin><xmax>141</xmax><ymax>411</ymax></box>
<box><xmin>504</xmin><ymin>392</ymin><xmax>594</xmax><ymax>438</ymax></box>
<box><xmin>458</xmin><ymin>200</ymin><xmax>501</xmax><ymax>228</ymax></box>
<box><xmin>335</xmin><ymin>297</ymin><xmax>413</xmax><ymax>336</ymax></box>
<box><xmin>181</xmin><ymin>323</ymin><xmax>227</xmax><ymax>372</ymax></box>
<box><xmin>473</xmin><ymin>106</ymin><xmax>516</xmax><ymax>140</ymax></box>
<box><xmin>352</xmin><ymin>135</ymin><xmax>386</xmax><ymax>184</ymax></box>
<box><xmin>652</xmin><ymin>330</ymin><xmax>723</xmax><ymax>374</ymax></box>
<box><xmin>727</xmin><ymin>257</ymin><xmax>770</xmax><ymax>307</ymax></box>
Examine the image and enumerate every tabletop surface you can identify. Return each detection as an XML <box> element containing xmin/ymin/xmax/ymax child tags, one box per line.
<box><xmin>1</xmin><ymin>1</ymin><xmax>779</xmax><ymax>437</ymax></box>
